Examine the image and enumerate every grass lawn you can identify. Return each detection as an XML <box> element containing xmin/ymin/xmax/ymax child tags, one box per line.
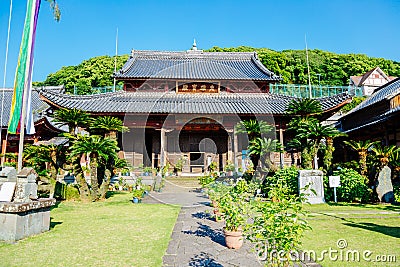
<box><xmin>0</xmin><ymin>192</ymin><xmax>180</xmax><ymax>267</ymax></box>
<box><xmin>302</xmin><ymin>203</ymin><xmax>400</xmax><ymax>266</ymax></box>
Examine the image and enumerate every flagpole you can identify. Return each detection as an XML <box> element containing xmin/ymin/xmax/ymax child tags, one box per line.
<box><xmin>305</xmin><ymin>34</ymin><xmax>312</xmax><ymax>99</ymax></box>
<box><xmin>113</xmin><ymin>27</ymin><xmax>118</xmax><ymax>92</ymax></box>
<box><xmin>1</xmin><ymin>0</ymin><xmax>13</xmax><ymax>168</ymax></box>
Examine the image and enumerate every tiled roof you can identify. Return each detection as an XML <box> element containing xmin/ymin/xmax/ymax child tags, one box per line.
<box><xmin>0</xmin><ymin>88</ymin><xmax>50</xmax><ymax>127</ymax></box>
<box><xmin>346</xmin><ymin>77</ymin><xmax>400</xmax><ymax>115</ymax></box>
<box><xmin>114</xmin><ymin>50</ymin><xmax>281</xmax><ymax>81</ymax></box>
<box><xmin>39</xmin><ymin>89</ymin><xmax>350</xmax><ymax>115</ymax></box>
<box><xmin>338</xmin><ymin>78</ymin><xmax>400</xmax><ymax>133</ymax></box>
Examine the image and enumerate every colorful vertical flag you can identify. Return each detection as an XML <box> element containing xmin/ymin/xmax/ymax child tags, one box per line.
<box><xmin>8</xmin><ymin>0</ymin><xmax>41</xmax><ymax>134</ymax></box>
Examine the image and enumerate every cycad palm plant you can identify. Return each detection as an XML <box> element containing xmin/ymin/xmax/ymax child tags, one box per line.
<box><xmin>296</xmin><ymin>120</ymin><xmax>343</xmax><ymax>169</ymax></box>
<box><xmin>70</xmin><ymin>134</ymin><xmax>119</xmax><ymax>200</ymax></box>
<box><xmin>236</xmin><ymin>119</ymin><xmax>274</xmax><ymax>169</ymax></box>
<box><xmin>90</xmin><ymin>116</ymin><xmax>129</xmax><ymax>139</ymax></box>
<box><xmin>51</xmin><ymin>108</ymin><xmax>91</xmax><ymax>135</ymax></box>
<box><xmin>344</xmin><ymin>140</ymin><xmax>378</xmax><ymax>176</ymax></box>
<box><xmin>371</xmin><ymin>144</ymin><xmax>399</xmax><ymax>167</ymax></box>
<box><xmin>248</xmin><ymin>137</ymin><xmax>282</xmax><ymax>172</ymax></box>
<box><xmin>286</xmin><ymin>98</ymin><xmax>323</xmax><ymax>117</ymax></box>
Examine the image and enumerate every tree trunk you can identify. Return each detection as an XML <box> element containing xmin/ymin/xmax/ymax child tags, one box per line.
<box><xmin>75</xmin><ymin>171</ymin><xmax>91</xmax><ymax>202</ymax></box>
<box><xmin>49</xmin><ymin>149</ymin><xmax>58</xmax><ymax>180</ymax></box>
<box><xmin>359</xmin><ymin>151</ymin><xmax>368</xmax><ymax>176</ymax></box>
<box><xmin>73</xmin><ymin>161</ymin><xmax>91</xmax><ymax>202</ymax></box>
<box><xmin>99</xmin><ymin>169</ymin><xmax>112</xmax><ymax>199</ymax></box>
<box><xmin>90</xmin><ymin>156</ymin><xmax>99</xmax><ymax>201</ymax></box>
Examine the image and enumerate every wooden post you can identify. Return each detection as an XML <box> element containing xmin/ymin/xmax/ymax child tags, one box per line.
<box><xmin>279</xmin><ymin>128</ymin><xmax>284</xmax><ymax>168</ymax></box>
<box><xmin>160</xmin><ymin>128</ymin><xmax>166</xmax><ymax>168</ymax></box>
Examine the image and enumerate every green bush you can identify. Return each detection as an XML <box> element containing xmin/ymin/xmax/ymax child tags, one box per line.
<box><xmin>65</xmin><ymin>184</ymin><xmax>80</xmax><ymax>201</ymax></box>
<box><xmin>394</xmin><ymin>184</ymin><xmax>400</xmax><ymax>203</ymax></box>
<box><xmin>245</xmin><ymin>179</ymin><xmax>310</xmax><ymax>266</ymax></box>
<box><xmin>198</xmin><ymin>175</ymin><xmax>215</xmax><ymax>187</ymax></box>
<box><xmin>264</xmin><ymin>166</ymin><xmax>299</xmax><ymax>196</ymax></box>
<box><xmin>325</xmin><ymin>168</ymin><xmax>371</xmax><ymax>203</ymax></box>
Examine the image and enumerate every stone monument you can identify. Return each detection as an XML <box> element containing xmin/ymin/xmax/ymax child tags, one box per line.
<box><xmin>376</xmin><ymin>166</ymin><xmax>394</xmax><ymax>203</ymax></box>
<box><xmin>298</xmin><ymin>170</ymin><xmax>325</xmax><ymax>204</ymax></box>
<box><xmin>0</xmin><ymin>167</ymin><xmax>55</xmax><ymax>242</ymax></box>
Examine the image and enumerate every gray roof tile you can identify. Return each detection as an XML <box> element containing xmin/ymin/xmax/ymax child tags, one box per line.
<box><xmin>114</xmin><ymin>50</ymin><xmax>280</xmax><ymax>81</ymax></box>
<box><xmin>0</xmin><ymin>88</ymin><xmax>50</xmax><ymax>127</ymax></box>
<box><xmin>40</xmin><ymin>90</ymin><xmax>350</xmax><ymax>115</ymax></box>
<box><xmin>346</xmin><ymin>77</ymin><xmax>400</xmax><ymax>115</ymax></box>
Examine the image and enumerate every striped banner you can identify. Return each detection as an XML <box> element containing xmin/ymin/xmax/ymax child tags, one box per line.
<box><xmin>8</xmin><ymin>0</ymin><xmax>40</xmax><ymax>134</ymax></box>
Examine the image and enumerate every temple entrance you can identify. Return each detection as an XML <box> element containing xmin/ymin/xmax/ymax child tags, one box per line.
<box><xmin>176</xmin><ymin>128</ymin><xmax>228</xmax><ymax>173</ymax></box>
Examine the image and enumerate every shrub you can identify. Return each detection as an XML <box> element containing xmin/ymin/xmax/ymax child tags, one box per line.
<box><xmin>394</xmin><ymin>184</ymin><xmax>400</xmax><ymax>203</ymax></box>
<box><xmin>198</xmin><ymin>175</ymin><xmax>215</xmax><ymax>187</ymax></box>
<box><xmin>325</xmin><ymin>168</ymin><xmax>371</xmax><ymax>203</ymax></box>
<box><xmin>245</xmin><ymin>179</ymin><xmax>310</xmax><ymax>266</ymax></box>
<box><xmin>66</xmin><ymin>184</ymin><xmax>80</xmax><ymax>201</ymax></box>
<box><xmin>263</xmin><ymin>166</ymin><xmax>299</xmax><ymax>196</ymax></box>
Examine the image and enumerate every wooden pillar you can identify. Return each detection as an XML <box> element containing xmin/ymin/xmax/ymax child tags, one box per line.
<box><xmin>233</xmin><ymin>128</ymin><xmax>239</xmax><ymax>172</ymax></box>
<box><xmin>226</xmin><ymin>129</ymin><xmax>234</xmax><ymax>163</ymax></box>
<box><xmin>279</xmin><ymin>127</ymin><xmax>284</xmax><ymax>168</ymax></box>
<box><xmin>160</xmin><ymin>128</ymin><xmax>166</xmax><ymax>168</ymax></box>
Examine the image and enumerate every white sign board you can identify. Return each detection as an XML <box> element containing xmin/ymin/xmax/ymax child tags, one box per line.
<box><xmin>329</xmin><ymin>176</ymin><xmax>341</xmax><ymax>188</ymax></box>
<box><xmin>0</xmin><ymin>182</ymin><xmax>16</xmax><ymax>202</ymax></box>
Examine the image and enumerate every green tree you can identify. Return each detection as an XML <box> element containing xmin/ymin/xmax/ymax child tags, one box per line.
<box><xmin>41</xmin><ymin>55</ymin><xmax>129</xmax><ymax>94</ymax></box>
<box><xmin>24</xmin><ymin>144</ymin><xmax>65</xmax><ymax>179</ymax></box>
<box><xmin>70</xmin><ymin>134</ymin><xmax>119</xmax><ymax>201</ymax></box>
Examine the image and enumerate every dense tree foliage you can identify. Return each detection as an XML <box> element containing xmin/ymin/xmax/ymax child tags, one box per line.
<box><xmin>207</xmin><ymin>46</ymin><xmax>400</xmax><ymax>85</ymax></box>
<box><xmin>35</xmin><ymin>46</ymin><xmax>400</xmax><ymax>95</ymax></box>
<box><xmin>34</xmin><ymin>55</ymin><xmax>129</xmax><ymax>94</ymax></box>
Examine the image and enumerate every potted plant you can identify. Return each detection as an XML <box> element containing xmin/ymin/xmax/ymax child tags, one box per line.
<box><xmin>142</xmin><ymin>166</ymin><xmax>153</xmax><ymax>176</ymax></box>
<box><xmin>175</xmin><ymin>156</ymin><xmax>186</xmax><ymax>176</ymax></box>
<box><xmin>218</xmin><ymin>179</ymin><xmax>250</xmax><ymax>249</ymax></box>
<box><xmin>206</xmin><ymin>181</ymin><xmax>230</xmax><ymax>222</ymax></box>
<box><xmin>220</xmin><ymin>193</ymin><xmax>247</xmax><ymax>249</ymax></box>
<box><xmin>132</xmin><ymin>188</ymin><xmax>144</xmax><ymax>203</ymax></box>
<box><xmin>225</xmin><ymin>160</ymin><xmax>235</xmax><ymax>176</ymax></box>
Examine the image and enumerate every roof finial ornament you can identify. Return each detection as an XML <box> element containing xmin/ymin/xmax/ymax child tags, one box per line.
<box><xmin>192</xmin><ymin>39</ymin><xmax>197</xmax><ymax>51</ymax></box>
<box><xmin>187</xmin><ymin>39</ymin><xmax>202</xmax><ymax>52</ymax></box>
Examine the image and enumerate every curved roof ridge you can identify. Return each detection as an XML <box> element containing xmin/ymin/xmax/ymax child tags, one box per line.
<box><xmin>131</xmin><ymin>50</ymin><xmax>256</xmax><ymax>59</ymax></box>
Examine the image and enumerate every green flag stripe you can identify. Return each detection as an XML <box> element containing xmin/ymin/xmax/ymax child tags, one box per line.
<box><xmin>8</xmin><ymin>0</ymin><xmax>35</xmax><ymax>134</ymax></box>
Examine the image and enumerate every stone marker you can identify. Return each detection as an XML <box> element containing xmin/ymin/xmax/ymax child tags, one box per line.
<box><xmin>13</xmin><ymin>168</ymin><xmax>38</xmax><ymax>203</ymax></box>
<box><xmin>376</xmin><ymin>166</ymin><xmax>394</xmax><ymax>203</ymax></box>
<box><xmin>0</xmin><ymin>167</ymin><xmax>17</xmax><ymax>185</ymax></box>
<box><xmin>298</xmin><ymin>170</ymin><xmax>325</xmax><ymax>204</ymax></box>
<box><xmin>0</xmin><ymin>182</ymin><xmax>16</xmax><ymax>202</ymax></box>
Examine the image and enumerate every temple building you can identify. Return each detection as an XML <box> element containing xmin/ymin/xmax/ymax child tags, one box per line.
<box><xmin>39</xmin><ymin>46</ymin><xmax>350</xmax><ymax>173</ymax></box>
<box><xmin>339</xmin><ymin>77</ymin><xmax>400</xmax><ymax>145</ymax></box>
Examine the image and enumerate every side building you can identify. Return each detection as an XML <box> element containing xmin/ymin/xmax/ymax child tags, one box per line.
<box><xmin>339</xmin><ymin>77</ymin><xmax>400</xmax><ymax>145</ymax></box>
<box><xmin>40</xmin><ymin>48</ymin><xmax>350</xmax><ymax>173</ymax></box>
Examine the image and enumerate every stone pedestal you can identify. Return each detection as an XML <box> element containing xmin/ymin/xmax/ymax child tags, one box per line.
<box><xmin>298</xmin><ymin>170</ymin><xmax>325</xmax><ymax>204</ymax></box>
<box><xmin>0</xmin><ymin>198</ymin><xmax>56</xmax><ymax>242</ymax></box>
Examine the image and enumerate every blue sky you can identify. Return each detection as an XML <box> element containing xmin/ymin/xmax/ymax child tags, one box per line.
<box><xmin>1</xmin><ymin>0</ymin><xmax>400</xmax><ymax>87</ymax></box>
